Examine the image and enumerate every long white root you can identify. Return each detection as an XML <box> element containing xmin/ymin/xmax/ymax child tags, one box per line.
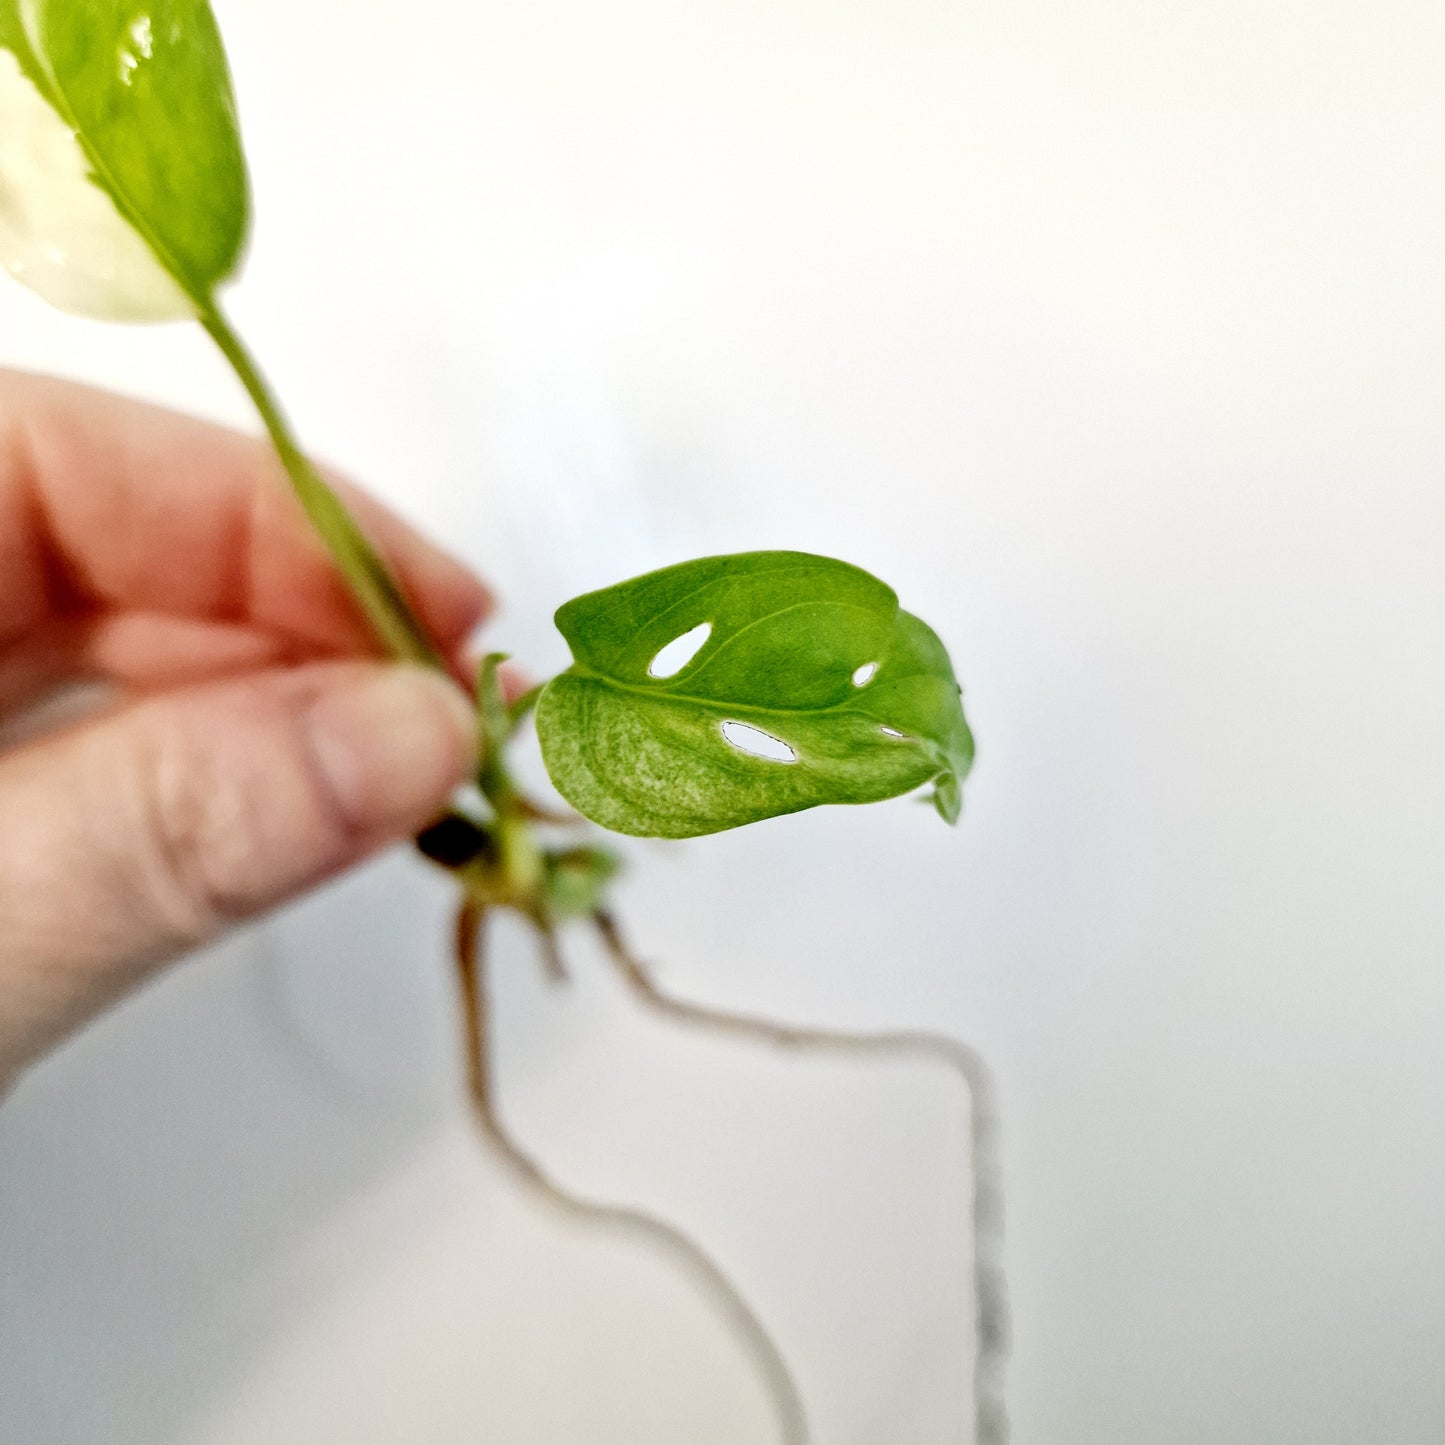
<box><xmin>454</xmin><ymin>902</ymin><xmax>810</xmax><ymax>1445</ymax></box>
<box><xmin>592</xmin><ymin>909</ymin><xmax>1010</xmax><ymax>1445</ymax></box>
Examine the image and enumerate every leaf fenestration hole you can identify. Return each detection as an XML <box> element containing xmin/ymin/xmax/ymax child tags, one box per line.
<box><xmin>721</xmin><ymin>721</ymin><xmax>798</xmax><ymax>763</ymax></box>
<box><xmin>852</xmin><ymin>662</ymin><xmax>879</xmax><ymax>686</ymax></box>
<box><xmin>878</xmin><ymin>725</ymin><xmax>907</xmax><ymax>739</ymax></box>
<box><xmin>648</xmin><ymin>621</ymin><xmax>712</xmax><ymax>678</ymax></box>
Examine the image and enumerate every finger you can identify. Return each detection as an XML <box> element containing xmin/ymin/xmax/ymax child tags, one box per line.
<box><xmin>0</xmin><ymin>614</ymin><xmax>292</xmax><ymax>716</ymax></box>
<box><xmin>0</xmin><ymin>660</ymin><xmax>475</xmax><ymax>1087</ymax></box>
<box><xmin>0</xmin><ymin>369</ymin><xmax>492</xmax><ymax>661</ymax></box>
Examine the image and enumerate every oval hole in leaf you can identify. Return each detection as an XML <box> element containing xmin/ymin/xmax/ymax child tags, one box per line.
<box><xmin>852</xmin><ymin>661</ymin><xmax>879</xmax><ymax>686</ymax></box>
<box><xmin>721</xmin><ymin>721</ymin><xmax>798</xmax><ymax>763</ymax></box>
<box><xmin>648</xmin><ymin>621</ymin><xmax>712</xmax><ymax>678</ymax></box>
<box><xmin>879</xmin><ymin>725</ymin><xmax>907</xmax><ymax>739</ymax></box>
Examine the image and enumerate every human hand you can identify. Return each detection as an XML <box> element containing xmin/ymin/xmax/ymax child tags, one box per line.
<box><xmin>0</xmin><ymin>372</ymin><xmax>487</xmax><ymax>1089</ymax></box>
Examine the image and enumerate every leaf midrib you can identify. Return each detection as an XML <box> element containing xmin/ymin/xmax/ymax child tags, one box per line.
<box><xmin>26</xmin><ymin>20</ymin><xmax>208</xmax><ymax>307</ymax></box>
<box><xmin>559</xmin><ymin>662</ymin><xmax>937</xmax><ymax>727</ymax></box>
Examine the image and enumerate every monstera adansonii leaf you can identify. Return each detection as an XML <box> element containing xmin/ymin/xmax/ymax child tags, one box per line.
<box><xmin>0</xmin><ymin>0</ymin><xmax>248</xmax><ymax>319</ymax></box>
<box><xmin>535</xmin><ymin>552</ymin><xmax>974</xmax><ymax>839</ymax></box>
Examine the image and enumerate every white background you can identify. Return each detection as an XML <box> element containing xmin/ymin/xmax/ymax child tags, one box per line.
<box><xmin>2</xmin><ymin>1</ymin><xmax>1443</xmax><ymax>1441</ymax></box>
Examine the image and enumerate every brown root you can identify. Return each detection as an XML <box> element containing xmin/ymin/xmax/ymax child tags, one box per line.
<box><xmin>454</xmin><ymin>901</ymin><xmax>809</xmax><ymax>1445</ymax></box>
<box><xmin>592</xmin><ymin>909</ymin><xmax>1011</xmax><ymax>1445</ymax></box>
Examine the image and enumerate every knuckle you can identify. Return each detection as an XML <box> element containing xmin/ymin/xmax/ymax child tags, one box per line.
<box><xmin>124</xmin><ymin>716</ymin><xmax>236</xmax><ymax>945</ymax></box>
<box><xmin>116</xmin><ymin>682</ymin><xmax>342</xmax><ymax>944</ymax></box>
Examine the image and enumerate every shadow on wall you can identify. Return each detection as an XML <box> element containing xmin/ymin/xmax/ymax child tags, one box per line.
<box><xmin>0</xmin><ymin>860</ymin><xmax>464</xmax><ymax>1444</ymax></box>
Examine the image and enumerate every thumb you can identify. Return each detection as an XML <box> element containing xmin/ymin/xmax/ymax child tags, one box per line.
<box><xmin>0</xmin><ymin>661</ymin><xmax>475</xmax><ymax>1084</ymax></box>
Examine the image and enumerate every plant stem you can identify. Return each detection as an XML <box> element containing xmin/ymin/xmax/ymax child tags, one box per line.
<box><xmin>199</xmin><ymin>303</ymin><xmax>444</xmax><ymax>670</ymax></box>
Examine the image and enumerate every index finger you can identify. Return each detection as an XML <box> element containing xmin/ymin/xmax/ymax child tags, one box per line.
<box><xmin>0</xmin><ymin>370</ymin><xmax>492</xmax><ymax>663</ymax></box>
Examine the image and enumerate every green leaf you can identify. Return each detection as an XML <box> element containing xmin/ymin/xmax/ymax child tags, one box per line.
<box><xmin>0</xmin><ymin>4</ymin><xmax>49</xmax><ymax>94</ymax></box>
<box><xmin>0</xmin><ymin>0</ymin><xmax>248</xmax><ymax>316</ymax></box>
<box><xmin>535</xmin><ymin>551</ymin><xmax>974</xmax><ymax>839</ymax></box>
<box><xmin>543</xmin><ymin>845</ymin><xmax>622</xmax><ymax>920</ymax></box>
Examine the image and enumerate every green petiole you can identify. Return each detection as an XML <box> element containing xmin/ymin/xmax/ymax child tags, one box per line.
<box><xmin>198</xmin><ymin>304</ymin><xmax>445</xmax><ymax>673</ymax></box>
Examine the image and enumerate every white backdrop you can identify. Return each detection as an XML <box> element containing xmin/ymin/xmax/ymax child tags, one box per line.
<box><xmin>2</xmin><ymin>1</ymin><xmax>1442</xmax><ymax>1442</ymax></box>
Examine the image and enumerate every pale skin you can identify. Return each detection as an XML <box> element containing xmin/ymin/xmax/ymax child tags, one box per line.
<box><xmin>0</xmin><ymin>371</ymin><xmax>490</xmax><ymax>1090</ymax></box>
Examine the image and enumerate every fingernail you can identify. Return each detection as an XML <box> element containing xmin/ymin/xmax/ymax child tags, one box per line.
<box><xmin>305</xmin><ymin>666</ymin><xmax>476</xmax><ymax>836</ymax></box>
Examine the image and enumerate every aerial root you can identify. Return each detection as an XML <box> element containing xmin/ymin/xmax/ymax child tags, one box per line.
<box><xmin>591</xmin><ymin>909</ymin><xmax>1011</xmax><ymax>1445</ymax></box>
<box><xmin>454</xmin><ymin>901</ymin><xmax>810</xmax><ymax>1445</ymax></box>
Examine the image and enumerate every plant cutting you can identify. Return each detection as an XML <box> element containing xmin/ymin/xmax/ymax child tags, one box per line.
<box><xmin>0</xmin><ymin>2</ymin><xmax>1008</xmax><ymax>1440</ymax></box>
